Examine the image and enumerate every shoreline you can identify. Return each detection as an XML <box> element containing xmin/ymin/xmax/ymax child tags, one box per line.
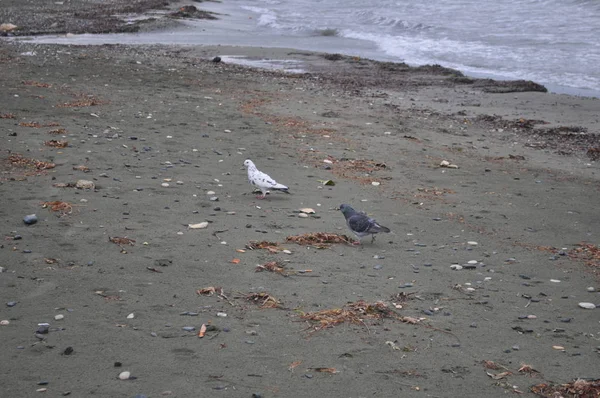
<box><xmin>1</xmin><ymin>0</ymin><xmax>598</xmax><ymax>97</ymax></box>
<box><xmin>1</xmin><ymin>2</ymin><xmax>599</xmax><ymax>397</ymax></box>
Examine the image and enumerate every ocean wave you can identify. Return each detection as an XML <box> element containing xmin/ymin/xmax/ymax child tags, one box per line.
<box><xmin>240</xmin><ymin>6</ymin><xmax>280</xmax><ymax>28</ymax></box>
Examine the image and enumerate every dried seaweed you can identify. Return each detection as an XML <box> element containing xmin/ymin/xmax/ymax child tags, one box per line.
<box><xmin>108</xmin><ymin>236</ymin><xmax>135</xmax><ymax>246</ymax></box>
<box><xmin>57</xmin><ymin>97</ymin><xmax>107</xmax><ymax>108</ymax></box>
<box><xmin>531</xmin><ymin>379</ymin><xmax>600</xmax><ymax>398</ymax></box>
<box><xmin>48</xmin><ymin>128</ymin><xmax>67</xmax><ymax>135</ymax></box>
<box><xmin>300</xmin><ymin>300</ymin><xmax>402</xmax><ymax>334</ymax></box>
<box><xmin>196</xmin><ymin>286</ymin><xmax>224</xmax><ymax>296</ymax></box>
<box><xmin>245</xmin><ymin>292</ymin><xmax>282</xmax><ymax>308</ymax></box>
<box><xmin>22</xmin><ymin>80</ymin><xmax>52</xmax><ymax>88</ymax></box>
<box><xmin>246</xmin><ymin>240</ymin><xmax>280</xmax><ymax>253</ymax></box>
<box><xmin>569</xmin><ymin>242</ymin><xmax>600</xmax><ymax>268</ymax></box>
<box><xmin>44</xmin><ymin>140</ymin><xmax>69</xmax><ymax>148</ymax></box>
<box><xmin>255</xmin><ymin>261</ymin><xmax>288</xmax><ymax>275</ymax></box>
<box><xmin>0</xmin><ymin>113</ymin><xmax>16</xmax><ymax>119</ymax></box>
<box><xmin>41</xmin><ymin>200</ymin><xmax>73</xmax><ymax>215</ymax></box>
<box><xmin>8</xmin><ymin>154</ymin><xmax>56</xmax><ymax>170</ymax></box>
<box><xmin>286</xmin><ymin>232</ymin><xmax>353</xmax><ymax>247</ymax></box>
<box><xmin>72</xmin><ymin>165</ymin><xmax>90</xmax><ymax>172</ymax></box>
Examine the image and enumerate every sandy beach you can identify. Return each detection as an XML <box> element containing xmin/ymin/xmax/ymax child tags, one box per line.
<box><xmin>1</xmin><ymin>2</ymin><xmax>599</xmax><ymax>397</ymax></box>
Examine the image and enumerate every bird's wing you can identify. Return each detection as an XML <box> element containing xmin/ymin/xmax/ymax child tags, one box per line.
<box><xmin>251</xmin><ymin>169</ymin><xmax>280</xmax><ymax>189</ymax></box>
<box><xmin>348</xmin><ymin>214</ymin><xmax>372</xmax><ymax>234</ymax></box>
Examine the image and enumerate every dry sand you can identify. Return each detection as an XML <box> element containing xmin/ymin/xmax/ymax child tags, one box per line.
<box><xmin>1</xmin><ymin>2</ymin><xmax>599</xmax><ymax>397</ymax></box>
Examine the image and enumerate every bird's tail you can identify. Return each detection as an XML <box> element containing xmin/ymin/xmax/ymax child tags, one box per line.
<box><xmin>372</xmin><ymin>223</ymin><xmax>390</xmax><ymax>233</ymax></box>
<box><xmin>272</xmin><ymin>184</ymin><xmax>290</xmax><ymax>194</ymax></box>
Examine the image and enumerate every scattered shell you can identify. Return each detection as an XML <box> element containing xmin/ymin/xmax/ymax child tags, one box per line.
<box><xmin>0</xmin><ymin>23</ymin><xmax>18</xmax><ymax>32</ymax></box>
<box><xmin>119</xmin><ymin>371</ymin><xmax>131</xmax><ymax>380</ymax></box>
<box><xmin>450</xmin><ymin>264</ymin><xmax>463</xmax><ymax>270</ymax></box>
<box><xmin>467</xmin><ymin>260</ymin><xmax>478</xmax><ymax>264</ymax></box>
<box><xmin>371</xmin><ymin>181</ymin><xmax>381</xmax><ymax>186</ymax></box>
<box><xmin>550</xmin><ymin>279</ymin><xmax>561</xmax><ymax>283</ymax></box>
<box><xmin>75</xmin><ymin>179</ymin><xmax>95</xmax><ymax>189</ymax></box>
<box><xmin>189</xmin><ymin>222</ymin><xmax>209</xmax><ymax>229</ymax></box>
<box><xmin>282</xmin><ymin>249</ymin><xmax>292</xmax><ymax>254</ymax></box>
<box><xmin>206</xmin><ymin>191</ymin><xmax>216</xmax><ymax>195</ymax></box>
<box><xmin>299</xmin><ymin>208</ymin><xmax>315</xmax><ymax>214</ymax></box>
<box><xmin>216</xmin><ymin>312</ymin><xmax>227</xmax><ymax>317</ymax></box>
<box><xmin>298</xmin><ymin>213</ymin><xmax>309</xmax><ymax>218</ymax></box>
<box><xmin>127</xmin><ymin>313</ymin><xmax>135</xmax><ymax>319</ymax></box>
<box><xmin>578</xmin><ymin>302</ymin><xmax>596</xmax><ymax>309</ymax></box>
<box><xmin>467</xmin><ymin>241</ymin><xmax>478</xmax><ymax>246</ymax></box>
<box><xmin>0</xmin><ymin>320</ymin><xmax>9</xmax><ymax>326</ymax></box>
<box><xmin>161</xmin><ymin>183</ymin><xmax>170</xmax><ymax>187</ymax></box>
<box><xmin>552</xmin><ymin>345</ymin><xmax>565</xmax><ymax>350</ymax></box>
<box><xmin>323</xmin><ymin>159</ymin><xmax>333</xmax><ymax>164</ymax></box>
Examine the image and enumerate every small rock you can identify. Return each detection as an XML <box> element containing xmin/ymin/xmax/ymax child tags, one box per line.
<box><xmin>118</xmin><ymin>371</ymin><xmax>131</xmax><ymax>380</ymax></box>
<box><xmin>23</xmin><ymin>214</ymin><xmax>38</xmax><ymax>225</ymax></box>
<box><xmin>76</xmin><ymin>179</ymin><xmax>95</xmax><ymax>189</ymax></box>
<box><xmin>578</xmin><ymin>302</ymin><xmax>596</xmax><ymax>309</ymax></box>
<box><xmin>54</xmin><ymin>314</ymin><xmax>64</xmax><ymax>320</ymax></box>
<box><xmin>450</xmin><ymin>264</ymin><xmax>463</xmax><ymax>270</ymax></box>
<box><xmin>127</xmin><ymin>313</ymin><xmax>135</xmax><ymax>319</ymax></box>
<box><xmin>188</xmin><ymin>222</ymin><xmax>209</xmax><ymax>229</ymax></box>
<box><xmin>298</xmin><ymin>213</ymin><xmax>309</xmax><ymax>218</ymax></box>
<box><xmin>6</xmin><ymin>301</ymin><xmax>17</xmax><ymax>307</ymax></box>
<box><xmin>0</xmin><ymin>320</ymin><xmax>9</xmax><ymax>326</ymax></box>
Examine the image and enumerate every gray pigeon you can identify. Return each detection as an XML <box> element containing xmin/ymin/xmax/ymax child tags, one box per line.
<box><xmin>244</xmin><ymin>159</ymin><xmax>290</xmax><ymax>199</ymax></box>
<box><xmin>339</xmin><ymin>204</ymin><xmax>390</xmax><ymax>245</ymax></box>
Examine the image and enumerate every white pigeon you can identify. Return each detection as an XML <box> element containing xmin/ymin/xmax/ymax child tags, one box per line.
<box><xmin>243</xmin><ymin>159</ymin><xmax>290</xmax><ymax>199</ymax></box>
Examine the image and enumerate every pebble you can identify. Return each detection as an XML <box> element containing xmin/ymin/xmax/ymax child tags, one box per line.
<box><xmin>54</xmin><ymin>314</ymin><xmax>64</xmax><ymax>320</ymax></box>
<box><xmin>127</xmin><ymin>313</ymin><xmax>135</xmax><ymax>319</ymax></box>
<box><xmin>118</xmin><ymin>371</ymin><xmax>131</xmax><ymax>380</ymax></box>
<box><xmin>587</xmin><ymin>287</ymin><xmax>596</xmax><ymax>292</ymax></box>
<box><xmin>467</xmin><ymin>241</ymin><xmax>478</xmax><ymax>246</ymax></box>
<box><xmin>373</xmin><ymin>264</ymin><xmax>382</xmax><ymax>270</ymax></box>
<box><xmin>75</xmin><ymin>179</ymin><xmax>95</xmax><ymax>189</ymax></box>
<box><xmin>0</xmin><ymin>320</ymin><xmax>9</xmax><ymax>326</ymax></box>
<box><xmin>550</xmin><ymin>279</ymin><xmax>561</xmax><ymax>283</ymax></box>
<box><xmin>6</xmin><ymin>301</ymin><xmax>17</xmax><ymax>307</ymax></box>
<box><xmin>161</xmin><ymin>183</ymin><xmax>170</xmax><ymax>187</ymax></box>
<box><xmin>298</xmin><ymin>213</ymin><xmax>309</xmax><ymax>218</ymax></box>
<box><xmin>182</xmin><ymin>326</ymin><xmax>195</xmax><ymax>332</ymax></box>
<box><xmin>189</xmin><ymin>222</ymin><xmax>209</xmax><ymax>229</ymax></box>
<box><xmin>450</xmin><ymin>264</ymin><xmax>463</xmax><ymax>270</ymax></box>
<box><xmin>23</xmin><ymin>214</ymin><xmax>38</xmax><ymax>225</ymax></box>
<box><xmin>552</xmin><ymin>345</ymin><xmax>565</xmax><ymax>351</ymax></box>
<box><xmin>216</xmin><ymin>312</ymin><xmax>227</xmax><ymax>317</ymax></box>
<box><xmin>578</xmin><ymin>302</ymin><xmax>596</xmax><ymax>309</ymax></box>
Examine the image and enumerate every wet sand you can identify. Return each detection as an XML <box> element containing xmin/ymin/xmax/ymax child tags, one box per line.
<box><xmin>1</xmin><ymin>2</ymin><xmax>599</xmax><ymax>397</ymax></box>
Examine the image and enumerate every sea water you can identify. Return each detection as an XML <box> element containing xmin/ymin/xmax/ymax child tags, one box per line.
<box><xmin>23</xmin><ymin>0</ymin><xmax>600</xmax><ymax>96</ymax></box>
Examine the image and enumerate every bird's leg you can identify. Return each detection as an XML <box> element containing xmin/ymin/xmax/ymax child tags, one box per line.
<box><xmin>352</xmin><ymin>239</ymin><xmax>361</xmax><ymax>246</ymax></box>
<box><xmin>371</xmin><ymin>235</ymin><xmax>376</xmax><ymax>243</ymax></box>
<box><xmin>256</xmin><ymin>194</ymin><xmax>266</xmax><ymax>200</ymax></box>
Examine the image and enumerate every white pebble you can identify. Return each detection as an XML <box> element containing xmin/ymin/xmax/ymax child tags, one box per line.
<box><xmin>587</xmin><ymin>287</ymin><xmax>596</xmax><ymax>292</ymax></box>
<box><xmin>298</xmin><ymin>213</ymin><xmax>309</xmax><ymax>218</ymax></box>
<box><xmin>206</xmin><ymin>191</ymin><xmax>216</xmax><ymax>195</ymax></box>
<box><xmin>550</xmin><ymin>279</ymin><xmax>561</xmax><ymax>283</ymax></box>
<box><xmin>161</xmin><ymin>183</ymin><xmax>170</xmax><ymax>187</ymax></box>
<box><xmin>0</xmin><ymin>320</ymin><xmax>9</xmax><ymax>326</ymax></box>
<box><xmin>282</xmin><ymin>249</ymin><xmax>292</xmax><ymax>254</ymax></box>
<box><xmin>467</xmin><ymin>241</ymin><xmax>478</xmax><ymax>246</ymax></box>
<box><xmin>323</xmin><ymin>159</ymin><xmax>333</xmax><ymax>164</ymax></box>
<box><xmin>127</xmin><ymin>313</ymin><xmax>135</xmax><ymax>319</ymax></box>
<box><xmin>54</xmin><ymin>314</ymin><xmax>64</xmax><ymax>320</ymax></box>
<box><xmin>578</xmin><ymin>302</ymin><xmax>596</xmax><ymax>309</ymax></box>
<box><xmin>188</xmin><ymin>222</ymin><xmax>208</xmax><ymax>229</ymax></box>
<box><xmin>371</xmin><ymin>181</ymin><xmax>380</xmax><ymax>186</ymax></box>
<box><xmin>450</xmin><ymin>264</ymin><xmax>463</xmax><ymax>270</ymax></box>
<box><xmin>119</xmin><ymin>371</ymin><xmax>131</xmax><ymax>380</ymax></box>
<box><xmin>176</xmin><ymin>181</ymin><xmax>183</xmax><ymax>185</ymax></box>
<box><xmin>467</xmin><ymin>260</ymin><xmax>478</xmax><ymax>264</ymax></box>
<box><xmin>216</xmin><ymin>312</ymin><xmax>227</xmax><ymax>317</ymax></box>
